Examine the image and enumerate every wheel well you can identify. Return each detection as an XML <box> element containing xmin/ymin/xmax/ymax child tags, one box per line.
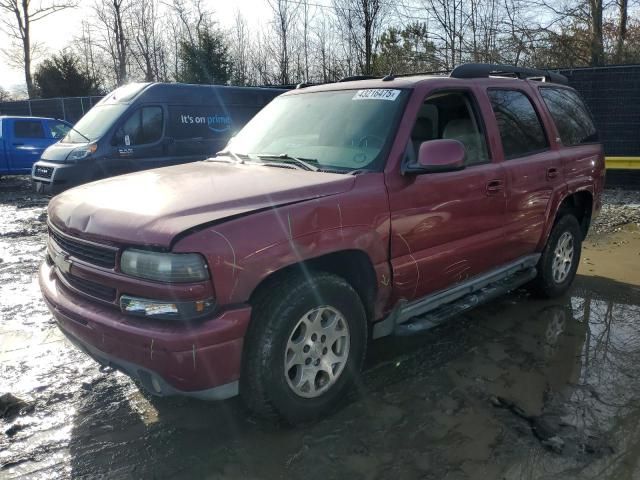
<box><xmin>249</xmin><ymin>250</ymin><xmax>378</xmax><ymax>321</ymax></box>
<box><xmin>558</xmin><ymin>191</ymin><xmax>593</xmax><ymax>238</ymax></box>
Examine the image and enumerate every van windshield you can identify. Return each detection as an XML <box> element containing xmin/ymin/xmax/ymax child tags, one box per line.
<box><xmin>226</xmin><ymin>89</ymin><xmax>408</xmax><ymax>172</ymax></box>
<box><xmin>62</xmin><ymin>104</ymin><xmax>128</xmax><ymax>144</ymax></box>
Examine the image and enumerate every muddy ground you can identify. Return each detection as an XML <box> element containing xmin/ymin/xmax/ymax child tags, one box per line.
<box><xmin>1</xmin><ymin>175</ymin><xmax>640</xmax><ymax>480</ymax></box>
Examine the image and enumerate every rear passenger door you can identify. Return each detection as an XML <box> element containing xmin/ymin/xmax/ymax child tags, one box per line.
<box><xmin>486</xmin><ymin>88</ymin><xmax>562</xmax><ymax>260</ymax></box>
<box><xmin>538</xmin><ymin>86</ymin><xmax>602</xmax><ymax>199</ymax></box>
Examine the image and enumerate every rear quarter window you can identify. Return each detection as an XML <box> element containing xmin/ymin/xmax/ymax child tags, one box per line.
<box><xmin>539</xmin><ymin>87</ymin><xmax>598</xmax><ymax>146</ymax></box>
<box><xmin>487</xmin><ymin>89</ymin><xmax>549</xmax><ymax>159</ymax></box>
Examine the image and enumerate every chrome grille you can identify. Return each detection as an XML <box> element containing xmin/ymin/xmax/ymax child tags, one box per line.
<box><xmin>48</xmin><ymin>226</ymin><xmax>117</xmax><ymax>269</ymax></box>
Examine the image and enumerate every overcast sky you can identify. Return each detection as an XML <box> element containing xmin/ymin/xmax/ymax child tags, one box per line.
<box><xmin>0</xmin><ymin>0</ymin><xmax>270</xmax><ymax>93</ymax></box>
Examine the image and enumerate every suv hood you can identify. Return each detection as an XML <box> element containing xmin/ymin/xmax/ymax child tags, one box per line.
<box><xmin>48</xmin><ymin>161</ymin><xmax>355</xmax><ymax>247</ymax></box>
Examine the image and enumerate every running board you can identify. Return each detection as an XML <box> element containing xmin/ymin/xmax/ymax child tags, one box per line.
<box><xmin>372</xmin><ymin>254</ymin><xmax>540</xmax><ymax>339</ymax></box>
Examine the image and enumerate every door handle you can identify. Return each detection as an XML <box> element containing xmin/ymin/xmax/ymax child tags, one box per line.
<box><xmin>547</xmin><ymin>167</ymin><xmax>559</xmax><ymax>179</ymax></box>
<box><xmin>486</xmin><ymin>179</ymin><xmax>504</xmax><ymax>195</ymax></box>
<box><xmin>12</xmin><ymin>142</ymin><xmax>24</xmax><ymax>146</ymax></box>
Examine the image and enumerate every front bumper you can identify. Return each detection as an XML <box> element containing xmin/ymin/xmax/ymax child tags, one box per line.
<box><xmin>31</xmin><ymin>161</ymin><xmax>86</xmax><ymax>195</ymax></box>
<box><xmin>39</xmin><ymin>261</ymin><xmax>251</xmax><ymax>400</ymax></box>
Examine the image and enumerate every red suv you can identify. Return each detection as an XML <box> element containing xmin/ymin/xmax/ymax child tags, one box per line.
<box><xmin>40</xmin><ymin>64</ymin><xmax>604</xmax><ymax>423</ymax></box>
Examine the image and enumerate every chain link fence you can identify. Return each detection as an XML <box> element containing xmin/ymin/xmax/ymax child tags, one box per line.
<box><xmin>0</xmin><ymin>96</ymin><xmax>104</xmax><ymax>124</ymax></box>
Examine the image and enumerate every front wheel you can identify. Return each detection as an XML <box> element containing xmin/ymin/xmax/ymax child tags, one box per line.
<box><xmin>241</xmin><ymin>271</ymin><xmax>367</xmax><ymax>424</ymax></box>
<box><xmin>532</xmin><ymin>214</ymin><xmax>583</xmax><ymax>298</ymax></box>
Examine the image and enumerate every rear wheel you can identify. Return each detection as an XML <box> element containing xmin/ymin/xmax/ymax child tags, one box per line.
<box><xmin>532</xmin><ymin>214</ymin><xmax>582</xmax><ymax>298</ymax></box>
<box><xmin>241</xmin><ymin>271</ymin><xmax>367</xmax><ymax>424</ymax></box>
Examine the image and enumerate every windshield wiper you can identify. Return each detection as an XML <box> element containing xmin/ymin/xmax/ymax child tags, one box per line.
<box><xmin>252</xmin><ymin>153</ymin><xmax>319</xmax><ymax>171</ymax></box>
<box><xmin>214</xmin><ymin>150</ymin><xmax>249</xmax><ymax>163</ymax></box>
<box><xmin>66</xmin><ymin>125</ymin><xmax>90</xmax><ymax>143</ymax></box>
<box><xmin>348</xmin><ymin>168</ymin><xmax>374</xmax><ymax>175</ymax></box>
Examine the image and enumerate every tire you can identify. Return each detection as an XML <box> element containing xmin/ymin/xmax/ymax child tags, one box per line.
<box><xmin>532</xmin><ymin>214</ymin><xmax>582</xmax><ymax>298</ymax></box>
<box><xmin>241</xmin><ymin>271</ymin><xmax>367</xmax><ymax>424</ymax></box>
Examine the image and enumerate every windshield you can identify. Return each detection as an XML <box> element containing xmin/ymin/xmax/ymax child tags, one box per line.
<box><xmin>226</xmin><ymin>88</ymin><xmax>408</xmax><ymax>172</ymax></box>
<box><xmin>62</xmin><ymin>104</ymin><xmax>128</xmax><ymax>143</ymax></box>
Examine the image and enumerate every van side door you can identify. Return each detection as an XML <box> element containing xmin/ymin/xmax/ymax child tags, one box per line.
<box><xmin>485</xmin><ymin>87</ymin><xmax>563</xmax><ymax>261</ymax></box>
<box><xmin>108</xmin><ymin>105</ymin><xmax>166</xmax><ymax>175</ymax></box>
<box><xmin>9</xmin><ymin>119</ymin><xmax>51</xmax><ymax>173</ymax></box>
<box><xmin>386</xmin><ymin>88</ymin><xmax>508</xmax><ymax>304</ymax></box>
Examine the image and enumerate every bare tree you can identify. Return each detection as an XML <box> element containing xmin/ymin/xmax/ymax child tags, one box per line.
<box><xmin>231</xmin><ymin>10</ymin><xmax>250</xmax><ymax>85</ymax></box>
<box><xmin>300</xmin><ymin>0</ymin><xmax>314</xmax><ymax>81</ymax></box>
<box><xmin>615</xmin><ymin>0</ymin><xmax>628</xmax><ymax>61</ymax></box>
<box><xmin>589</xmin><ymin>0</ymin><xmax>604</xmax><ymax>65</ymax></box>
<box><xmin>0</xmin><ymin>0</ymin><xmax>76</xmax><ymax>98</ymax></box>
<box><xmin>168</xmin><ymin>0</ymin><xmax>209</xmax><ymax>47</ymax></box>
<box><xmin>333</xmin><ymin>0</ymin><xmax>388</xmax><ymax>75</ymax></box>
<box><xmin>94</xmin><ymin>0</ymin><xmax>130</xmax><ymax>85</ymax></box>
<box><xmin>0</xmin><ymin>85</ymin><xmax>12</xmax><ymax>101</ymax></box>
<box><xmin>129</xmin><ymin>0</ymin><xmax>165</xmax><ymax>81</ymax></box>
<box><xmin>268</xmin><ymin>0</ymin><xmax>299</xmax><ymax>84</ymax></box>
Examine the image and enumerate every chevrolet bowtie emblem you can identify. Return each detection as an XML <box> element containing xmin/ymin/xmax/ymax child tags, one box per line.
<box><xmin>53</xmin><ymin>251</ymin><xmax>72</xmax><ymax>274</ymax></box>
<box><xmin>49</xmin><ymin>240</ymin><xmax>72</xmax><ymax>274</ymax></box>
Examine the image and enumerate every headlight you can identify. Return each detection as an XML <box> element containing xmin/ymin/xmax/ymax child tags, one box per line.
<box><xmin>120</xmin><ymin>249</ymin><xmax>210</xmax><ymax>283</ymax></box>
<box><xmin>120</xmin><ymin>295</ymin><xmax>215</xmax><ymax>320</ymax></box>
<box><xmin>67</xmin><ymin>143</ymin><xmax>97</xmax><ymax>161</ymax></box>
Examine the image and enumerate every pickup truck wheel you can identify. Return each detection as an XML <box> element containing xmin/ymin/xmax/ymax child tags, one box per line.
<box><xmin>533</xmin><ymin>214</ymin><xmax>582</xmax><ymax>298</ymax></box>
<box><xmin>241</xmin><ymin>272</ymin><xmax>367</xmax><ymax>424</ymax></box>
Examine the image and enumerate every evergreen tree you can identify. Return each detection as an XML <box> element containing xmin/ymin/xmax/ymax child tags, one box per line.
<box><xmin>34</xmin><ymin>52</ymin><xmax>102</xmax><ymax>98</ymax></box>
<box><xmin>176</xmin><ymin>28</ymin><xmax>232</xmax><ymax>85</ymax></box>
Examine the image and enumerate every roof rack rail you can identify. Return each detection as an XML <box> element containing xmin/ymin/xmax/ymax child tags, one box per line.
<box><xmin>450</xmin><ymin>63</ymin><xmax>568</xmax><ymax>85</ymax></box>
<box><xmin>395</xmin><ymin>70</ymin><xmax>451</xmax><ymax>78</ymax></box>
<box><xmin>338</xmin><ymin>75</ymin><xmax>379</xmax><ymax>82</ymax></box>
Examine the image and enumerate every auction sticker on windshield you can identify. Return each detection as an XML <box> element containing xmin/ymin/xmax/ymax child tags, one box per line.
<box><xmin>353</xmin><ymin>89</ymin><xmax>401</xmax><ymax>101</ymax></box>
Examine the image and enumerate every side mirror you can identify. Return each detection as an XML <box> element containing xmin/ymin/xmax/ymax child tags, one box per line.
<box><xmin>414</xmin><ymin>139</ymin><xmax>466</xmax><ymax>173</ymax></box>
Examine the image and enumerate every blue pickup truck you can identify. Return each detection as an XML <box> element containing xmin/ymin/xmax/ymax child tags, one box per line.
<box><xmin>0</xmin><ymin>116</ymin><xmax>72</xmax><ymax>176</ymax></box>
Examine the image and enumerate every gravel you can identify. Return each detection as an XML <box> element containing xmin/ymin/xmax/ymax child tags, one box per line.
<box><xmin>592</xmin><ymin>189</ymin><xmax>640</xmax><ymax>234</ymax></box>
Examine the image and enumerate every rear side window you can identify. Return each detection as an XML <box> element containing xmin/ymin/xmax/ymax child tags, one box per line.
<box><xmin>488</xmin><ymin>90</ymin><xmax>548</xmax><ymax>159</ymax></box>
<box><xmin>539</xmin><ymin>87</ymin><xmax>597</xmax><ymax>146</ymax></box>
<box><xmin>114</xmin><ymin>106</ymin><xmax>163</xmax><ymax>146</ymax></box>
<box><xmin>14</xmin><ymin>120</ymin><xmax>45</xmax><ymax>139</ymax></box>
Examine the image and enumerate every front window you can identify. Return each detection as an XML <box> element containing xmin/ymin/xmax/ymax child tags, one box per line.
<box><xmin>62</xmin><ymin>104</ymin><xmax>128</xmax><ymax>143</ymax></box>
<box><xmin>113</xmin><ymin>106</ymin><xmax>164</xmax><ymax>146</ymax></box>
<box><xmin>226</xmin><ymin>88</ymin><xmax>409</xmax><ymax>172</ymax></box>
<box><xmin>48</xmin><ymin>121</ymin><xmax>71</xmax><ymax>140</ymax></box>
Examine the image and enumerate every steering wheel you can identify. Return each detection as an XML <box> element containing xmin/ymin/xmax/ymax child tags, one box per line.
<box><xmin>356</xmin><ymin>134</ymin><xmax>385</xmax><ymax>149</ymax></box>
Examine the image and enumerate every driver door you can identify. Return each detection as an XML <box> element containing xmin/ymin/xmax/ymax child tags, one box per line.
<box><xmin>387</xmin><ymin>89</ymin><xmax>508</xmax><ymax>303</ymax></box>
<box><xmin>107</xmin><ymin>105</ymin><xmax>167</xmax><ymax>176</ymax></box>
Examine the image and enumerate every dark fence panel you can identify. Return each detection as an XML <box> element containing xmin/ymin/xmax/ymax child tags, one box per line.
<box><xmin>560</xmin><ymin>65</ymin><xmax>640</xmax><ymax>157</ymax></box>
<box><xmin>0</xmin><ymin>96</ymin><xmax>104</xmax><ymax>124</ymax></box>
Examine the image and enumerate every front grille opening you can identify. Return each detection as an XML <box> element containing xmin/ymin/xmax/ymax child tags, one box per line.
<box><xmin>49</xmin><ymin>227</ymin><xmax>117</xmax><ymax>269</ymax></box>
<box><xmin>61</xmin><ymin>272</ymin><xmax>117</xmax><ymax>302</ymax></box>
<box><xmin>35</xmin><ymin>166</ymin><xmax>54</xmax><ymax>179</ymax></box>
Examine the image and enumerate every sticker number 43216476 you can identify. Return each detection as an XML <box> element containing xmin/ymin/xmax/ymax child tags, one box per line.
<box><xmin>353</xmin><ymin>89</ymin><xmax>401</xmax><ymax>101</ymax></box>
